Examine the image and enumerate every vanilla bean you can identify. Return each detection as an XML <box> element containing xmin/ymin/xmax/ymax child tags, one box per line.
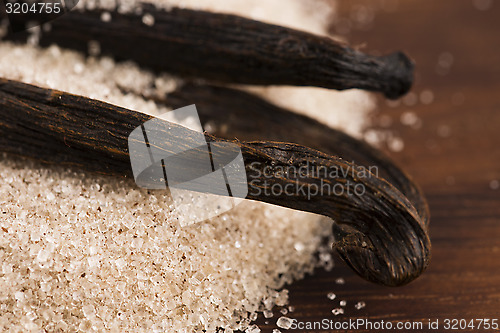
<box><xmin>0</xmin><ymin>78</ymin><xmax>430</xmax><ymax>286</ymax></box>
<box><xmin>164</xmin><ymin>82</ymin><xmax>429</xmax><ymax>227</ymax></box>
<box><xmin>146</xmin><ymin>82</ymin><xmax>431</xmax><ymax>284</ymax></box>
<box><xmin>2</xmin><ymin>4</ymin><xmax>413</xmax><ymax>99</ymax></box>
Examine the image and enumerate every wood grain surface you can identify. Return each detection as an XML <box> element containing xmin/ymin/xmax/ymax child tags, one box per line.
<box><xmin>256</xmin><ymin>1</ymin><xmax>500</xmax><ymax>332</ymax></box>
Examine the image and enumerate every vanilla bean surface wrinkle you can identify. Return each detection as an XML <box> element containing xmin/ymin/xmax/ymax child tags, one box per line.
<box><xmin>0</xmin><ymin>78</ymin><xmax>430</xmax><ymax>286</ymax></box>
<box><xmin>3</xmin><ymin>4</ymin><xmax>413</xmax><ymax>99</ymax></box>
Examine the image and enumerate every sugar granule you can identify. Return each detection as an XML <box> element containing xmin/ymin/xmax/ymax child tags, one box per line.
<box><xmin>332</xmin><ymin>308</ymin><xmax>344</xmax><ymax>315</ymax></box>
<box><xmin>276</xmin><ymin>316</ymin><xmax>295</xmax><ymax>329</ymax></box>
<box><xmin>355</xmin><ymin>301</ymin><xmax>366</xmax><ymax>310</ymax></box>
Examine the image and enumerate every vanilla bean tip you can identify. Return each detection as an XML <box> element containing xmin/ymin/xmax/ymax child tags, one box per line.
<box><xmin>332</xmin><ymin>203</ymin><xmax>430</xmax><ymax>287</ymax></box>
<box><xmin>379</xmin><ymin>51</ymin><xmax>415</xmax><ymax>99</ymax></box>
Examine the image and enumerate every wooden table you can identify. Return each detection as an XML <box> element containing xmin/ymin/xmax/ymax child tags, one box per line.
<box><xmin>257</xmin><ymin>1</ymin><xmax>500</xmax><ymax>331</ymax></box>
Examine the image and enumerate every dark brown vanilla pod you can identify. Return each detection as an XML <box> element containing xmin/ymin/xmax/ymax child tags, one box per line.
<box><xmin>239</xmin><ymin>141</ymin><xmax>430</xmax><ymax>287</ymax></box>
<box><xmin>0</xmin><ymin>78</ymin><xmax>430</xmax><ymax>286</ymax></box>
<box><xmin>147</xmin><ymin>82</ymin><xmax>431</xmax><ymax>285</ymax></box>
<box><xmin>164</xmin><ymin>83</ymin><xmax>429</xmax><ymax>228</ymax></box>
<box><xmin>2</xmin><ymin>4</ymin><xmax>413</xmax><ymax>99</ymax></box>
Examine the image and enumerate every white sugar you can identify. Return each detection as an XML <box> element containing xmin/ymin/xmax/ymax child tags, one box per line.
<box><xmin>420</xmin><ymin>89</ymin><xmax>434</xmax><ymax>105</ymax></box>
<box><xmin>355</xmin><ymin>301</ymin><xmax>366</xmax><ymax>310</ymax></box>
<box><xmin>332</xmin><ymin>308</ymin><xmax>344</xmax><ymax>315</ymax></box>
<box><xmin>388</xmin><ymin>136</ymin><xmax>405</xmax><ymax>152</ymax></box>
<box><xmin>263</xmin><ymin>310</ymin><xmax>274</xmax><ymax>318</ymax></box>
<box><xmin>400</xmin><ymin>111</ymin><xmax>419</xmax><ymax>127</ymax></box>
<box><xmin>142</xmin><ymin>13</ymin><xmax>155</xmax><ymax>26</ymax></box>
<box><xmin>276</xmin><ymin>316</ymin><xmax>294</xmax><ymax>329</ymax></box>
<box><xmin>101</xmin><ymin>11</ymin><xmax>112</xmax><ymax>22</ymax></box>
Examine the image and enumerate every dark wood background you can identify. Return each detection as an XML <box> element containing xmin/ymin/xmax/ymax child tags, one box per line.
<box><xmin>257</xmin><ymin>1</ymin><xmax>500</xmax><ymax>332</ymax></box>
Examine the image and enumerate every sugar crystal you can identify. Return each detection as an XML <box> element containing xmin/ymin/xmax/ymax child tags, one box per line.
<box><xmin>276</xmin><ymin>317</ymin><xmax>294</xmax><ymax>329</ymax></box>
<box><xmin>332</xmin><ymin>308</ymin><xmax>344</xmax><ymax>315</ymax></box>
<box><xmin>355</xmin><ymin>301</ymin><xmax>366</xmax><ymax>310</ymax></box>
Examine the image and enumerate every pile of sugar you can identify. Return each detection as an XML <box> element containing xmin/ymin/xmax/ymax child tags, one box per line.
<box><xmin>0</xmin><ymin>0</ymin><xmax>376</xmax><ymax>331</ymax></box>
<box><xmin>0</xmin><ymin>157</ymin><xmax>330</xmax><ymax>332</ymax></box>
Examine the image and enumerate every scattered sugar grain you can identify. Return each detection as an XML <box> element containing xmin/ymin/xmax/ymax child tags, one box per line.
<box><xmin>288</xmin><ymin>305</ymin><xmax>295</xmax><ymax>313</ymax></box>
<box><xmin>388</xmin><ymin>136</ymin><xmax>405</xmax><ymax>152</ymax></box>
<box><xmin>263</xmin><ymin>310</ymin><xmax>274</xmax><ymax>318</ymax></box>
<box><xmin>436</xmin><ymin>52</ymin><xmax>454</xmax><ymax>75</ymax></box>
<box><xmin>100</xmin><ymin>11</ymin><xmax>112</xmax><ymax>22</ymax></box>
<box><xmin>332</xmin><ymin>308</ymin><xmax>344</xmax><ymax>315</ymax></box>
<box><xmin>363</xmin><ymin>129</ymin><xmax>384</xmax><ymax>146</ymax></box>
<box><xmin>142</xmin><ymin>13</ymin><xmax>155</xmax><ymax>26</ymax></box>
<box><xmin>335</xmin><ymin>277</ymin><xmax>345</xmax><ymax>285</ymax></box>
<box><xmin>327</xmin><ymin>292</ymin><xmax>337</xmax><ymax>300</ymax></box>
<box><xmin>355</xmin><ymin>301</ymin><xmax>366</xmax><ymax>310</ymax></box>
<box><xmin>273</xmin><ymin>330</ymin><xmax>282</xmax><ymax>333</ymax></box>
<box><xmin>276</xmin><ymin>317</ymin><xmax>294</xmax><ymax>330</ymax></box>
<box><xmin>275</xmin><ymin>289</ymin><xmax>289</xmax><ymax>307</ymax></box>
<box><xmin>350</xmin><ymin>4</ymin><xmax>375</xmax><ymax>28</ymax></box>
<box><xmin>400</xmin><ymin>111</ymin><xmax>419</xmax><ymax>127</ymax></box>
<box><xmin>87</xmin><ymin>40</ymin><xmax>101</xmax><ymax>56</ymax></box>
<box><xmin>420</xmin><ymin>89</ymin><xmax>434</xmax><ymax>104</ymax></box>
<box><xmin>294</xmin><ymin>242</ymin><xmax>305</xmax><ymax>252</ymax></box>
<box><xmin>280</xmin><ymin>308</ymin><xmax>288</xmax><ymax>315</ymax></box>
<box><xmin>339</xmin><ymin>300</ymin><xmax>347</xmax><ymax>307</ymax></box>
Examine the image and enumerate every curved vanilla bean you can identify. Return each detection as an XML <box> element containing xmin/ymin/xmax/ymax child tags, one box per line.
<box><xmin>0</xmin><ymin>78</ymin><xmax>430</xmax><ymax>286</ymax></box>
<box><xmin>2</xmin><ymin>4</ymin><xmax>413</xmax><ymax>99</ymax></box>
<box><xmin>164</xmin><ymin>83</ymin><xmax>429</xmax><ymax>228</ymax></box>
<box><xmin>147</xmin><ymin>83</ymin><xmax>431</xmax><ymax>284</ymax></box>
